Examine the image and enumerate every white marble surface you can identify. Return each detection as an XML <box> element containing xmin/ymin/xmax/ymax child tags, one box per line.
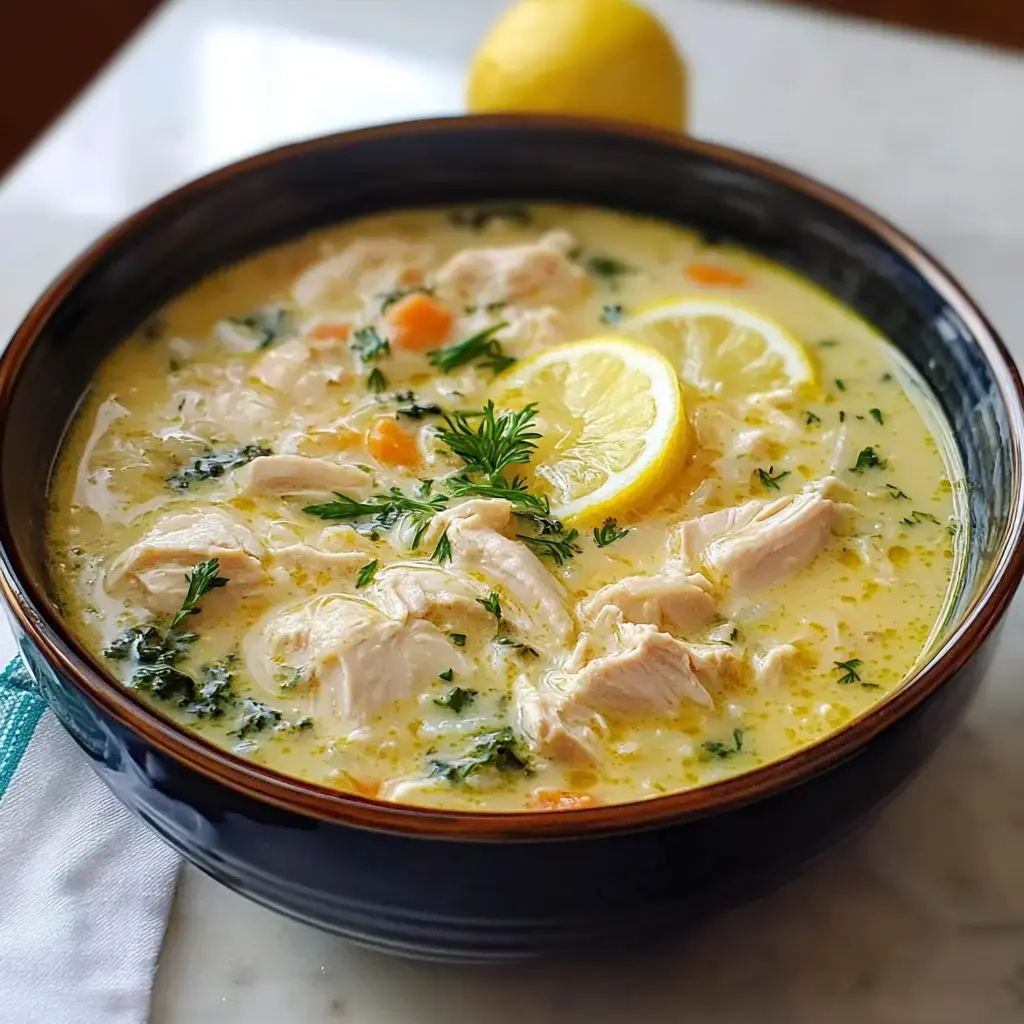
<box><xmin>1</xmin><ymin>0</ymin><xmax>1023</xmax><ymax>1020</ymax></box>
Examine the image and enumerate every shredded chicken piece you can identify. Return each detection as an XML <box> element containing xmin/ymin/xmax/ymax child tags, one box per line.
<box><xmin>436</xmin><ymin>230</ymin><xmax>588</xmax><ymax>307</ymax></box>
<box><xmin>579</xmin><ymin>571</ymin><xmax>717</xmax><ymax>634</ymax></box>
<box><xmin>235</xmin><ymin>455</ymin><xmax>370</xmax><ymax>498</ymax></box>
<box><xmin>370</xmin><ymin>562</ymin><xmax>492</xmax><ymax>632</ymax></box>
<box><xmin>513</xmin><ymin>676</ymin><xmax>605</xmax><ymax>765</ymax></box>
<box><xmin>677</xmin><ymin>478</ymin><xmax>851</xmax><ymax>591</ymax></box>
<box><xmin>244</xmin><ymin>594</ymin><xmax>465</xmax><ymax>735</ymax></box>
<box><xmin>107</xmin><ymin>509</ymin><xmax>264</xmax><ymax>614</ymax></box>
<box><xmin>433</xmin><ymin>499</ymin><xmax>574</xmax><ymax>647</ymax></box>
<box><xmin>752</xmin><ymin>644</ymin><xmax>798</xmax><ymax>688</ymax></box>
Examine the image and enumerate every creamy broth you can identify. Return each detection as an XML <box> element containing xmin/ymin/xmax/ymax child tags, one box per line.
<box><xmin>48</xmin><ymin>205</ymin><xmax>963</xmax><ymax>811</ymax></box>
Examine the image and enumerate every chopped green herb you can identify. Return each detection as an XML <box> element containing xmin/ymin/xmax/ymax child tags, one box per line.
<box><xmin>229</xmin><ymin>304</ymin><xmax>292</xmax><ymax>348</ymax></box>
<box><xmin>885</xmin><ymin>483</ymin><xmax>909</xmax><ymax>500</ymax></box>
<box><xmin>517</xmin><ymin>529</ymin><xmax>581</xmax><ymax>566</ymax></box>
<box><xmin>901</xmin><ymin>510</ymin><xmax>941</xmax><ymax>527</ymax></box>
<box><xmin>171</xmin><ymin>559</ymin><xmax>228</xmax><ymax>629</ymax></box>
<box><xmin>167</xmin><ymin>443</ymin><xmax>271</xmax><ymax>490</ymax></box>
<box><xmin>379</xmin><ymin>285</ymin><xmax>434</xmax><ymax>314</ymax></box>
<box><xmin>701</xmin><ymin>728</ymin><xmax>744</xmax><ymax>760</ymax></box>
<box><xmin>351</xmin><ymin>325</ymin><xmax>390</xmax><ymax>362</ymax></box>
<box><xmin>600</xmin><ymin>304</ymin><xmax>625</xmax><ymax>325</ymax></box>
<box><xmin>494</xmin><ymin>636</ymin><xmax>539</xmax><ymax>657</ymax></box>
<box><xmin>303</xmin><ymin>487</ymin><xmax>447</xmax><ymax>549</ymax></box>
<box><xmin>851</xmin><ymin>447</ymin><xmax>886</xmax><ymax>473</ymax></box>
<box><xmin>756</xmin><ymin>466</ymin><xmax>790</xmax><ymax>492</ymax></box>
<box><xmin>869</xmin><ymin>408</ymin><xmax>884</xmax><ymax>425</ymax></box>
<box><xmin>355</xmin><ymin>559</ymin><xmax>378</xmax><ymax>588</ymax></box>
<box><xmin>428</xmin><ymin>322</ymin><xmax>514</xmax><ymax>375</ymax></box>
<box><xmin>478</xmin><ymin>591</ymin><xmax>502</xmax><ymax>620</ymax></box>
<box><xmin>232</xmin><ymin>698</ymin><xmax>283</xmax><ymax>739</ymax></box>
<box><xmin>839</xmin><ymin>410</ymin><xmax>847</xmax><ymax>423</ymax></box>
<box><xmin>396</xmin><ymin>401</ymin><xmax>443</xmax><ymax>419</ymax></box>
<box><xmin>436</xmin><ymin>401</ymin><xmax>540</xmax><ymax>479</ymax></box>
<box><xmin>817</xmin><ymin>339</ymin><xmax>840</xmax><ymax>348</ymax></box>
<box><xmin>834</xmin><ymin>658</ymin><xmax>862</xmax><ymax>684</ymax></box>
<box><xmin>431</xmin><ymin>529</ymin><xmax>452</xmax><ymax>565</ymax></box>
<box><xmin>449</xmin><ymin>633</ymin><xmax>467</xmax><ymax>647</ymax></box>
<box><xmin>804</xmin><ymin>410</ymin><xmax>822</xmax><ymax>426</ymax></box>
<box><xmin>834</xmin><ymin>379</ymin><xmax>847</xmax><ymax>392</ymax></box>
<box><xmin>430</xmin><ymin>727</ymin><xmax>530</xmax><ymax>783</ymax></box>
<box><xmin>448</xmin><ymin>205</ymin><xmax>532</xmax><ymax>230</ymax></box>
<box><xmin>593</xmin><ymin>518</ymin><xmax>629</xmax><ymax>547</ymax></box>
<box><xmin>880</xmin><ymin>372</ymin><xmax>893</xmax><ymax>382</ymax></box>
<box><xmin>947</xmin><ymin>520</ymin><xmax>960</xmax><ymax>537</ymax></box>
<box><xmin>367</xmin><ymin>367</ymin><xmax>387</xmax><ymax>393</ymax></box>
<box><xmin>438</xmin><ymin>668</ymin><xmax>455</xmax><ymax>683</ymax></box>
<box><xmin>433</xmin><ymin>685</ymin><xmax>477</xmax><ymax>713</ymax></box>
<box><xmin>582</xmin><ymin>254</ymin><xmax>634</xmax><ymax>284</ymax></box>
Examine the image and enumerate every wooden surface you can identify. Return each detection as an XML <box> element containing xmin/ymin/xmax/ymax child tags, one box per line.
<box><xmin>0</xmin><ymin>0</ymin><xmax>162</xmax><ymax>177</ymax></box>
<box><xmin>0</xmin><ymin>0</ymin><xmax>1019</xmax><ymax>180</ymax></box>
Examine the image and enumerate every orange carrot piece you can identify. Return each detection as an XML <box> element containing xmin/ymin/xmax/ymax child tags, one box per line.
<box><xmin>385</xmin><ymin>292</ymin><xmax>453</xmax><ymax>351</ymax></box>
<box><xmin>367</xmin><ymin>418</ymin><xmax>420</xmax><ymax>468</ymax></box>
<box><xmin>309</xmin><ymin>322</ymin><xmax>351</xmax><ymax>341</ymax></box>
<box><xmin>529</xmin><ymin>789</ymin><xmax>600</xmax><ymax>811</ymax></box>
<box><xmin>685</xmin><ymin>263</ymin><xmax>748</xmax><ymax>287</ymax></box>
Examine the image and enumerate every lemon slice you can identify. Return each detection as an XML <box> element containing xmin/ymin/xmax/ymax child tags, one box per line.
<box><xmin>628</xmin><ymin>298</ymin><xmax>815</xmax><ymax>397</ymax></box>
<box><xmin>492</xmin><ymin>337</ymin><xmax>685</xmax><ymax>523</ymax></box>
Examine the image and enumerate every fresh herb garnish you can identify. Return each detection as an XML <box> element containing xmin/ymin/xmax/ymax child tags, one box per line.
<box><xmin>396</xmin><ymin>401</ymin><xmax>443</xmax><ymax>420</ymax></box>
<box><xmin>494</xmin><ymin>636</ymin><xmax>538</xmax><ymax>657</ymax></box>
<box><xmin>869</xmin><ymin>408</ymin><xmax>884</xmax><ymax>425</ymax></box>
<box><xmin>947</xmin><ymin>520</ymin><xmax>960</xmax><ymax>537</ymax></box>
<box><xmin>171</xmin><ymin>559</ymin><xmax>228</xmax><ymax>629</ymax></box>
<box><xmin>434</xmin><ymin>686</ymin><xmax>477</xmax><ymax>714</ymax></box>
<box><xmin>901</xmin><ymin>510</ymin><xmax>940</xmax><ymax>527</ymax></box>
<box><xmin>303</xmin><ymin>487</ymin><xmax>448</xmax><ymax>547</ymax></box>
<box><xmin>839</xmin><ymin>410</ymin><xmax>847</xmax><ymax>423</ymax></box>
<box><xmin>232</xmin><ymin>698</ymin><xmax>283</xmax><ymax>739</ymax></box>
<box><xmin>478</xmin><ymin>591</ymin><xmax>502</xmax><ymax>621</ymax></box>
<box><xmin>449</xmin><ymin>633</ymin><xmax>467</xmax><ymax>647</ymax></box>
<box><xmin>355</xmin><ymin>559</ymin><xmax>378</xmax><ymax>588</ymax></box>
<box><xmin>834</xmin><ymin>658</ymin><xmax>862</xmax><ymax>684</ymax></box>
<box><xmin>229</xmin><ymin>304</ymin><xmax>292</xmax><ymax>348</ymax></box>
<box><xmin>593</xmin><ymin>518</ymin><xmax>629</xmax><ymax>548</ymax></box>
<box><xmin>756</xmin><ymin>466</ymin><xmax>790</xmax><ymax>492</ymax></box>
<box><xmin>885</xmin><ymin>483</ymin><xmax>909</xmax><ymax>500</ymax></box>
<box><xmin>517</xmin><ymin>529</ymin><xmax>581</xmax><ymax>566</ymax></box>
<box><xmin>817</xmin><ymin>339</ymin><xmax>840</xmax><ymax>348</ymax></box>
<box><xmin>436</xmin><ymin>401</ymin><xmax>540</xmax><ymax>479</ymax></box>
<box><xmin>582</xmin><ymin>254</ymin><xmax>634</xmax><ymax>284</ymax></box>
<box><xmin>428</xmin><ymin>322</ymin><xmax>514</xmax><ymax>375</ymax></box>
<box><xmin>430</xmin><ymin>727</ymin><xmax>530</xmax><ymax>783</ymax></box>
<box><xmin>851</xmin><ymin>447</ymin><xmax>887</xmax><ymax>473</ymax></box>
<box><xmin>701</xmin><ymin>728</ymin><xmax>744</xmax><ymax>760</ymax></box>
<box><xmin>448</xmin><ymin>205</ymin><xmax>532</xmax><ymax>230</ymax></box>
<box><xmin>379</xmin><ymin>284</ymin><xmax>434</xmax><ymax>314</ymax></box>
<box><xmin>834</xmin><ymin>378</ymin><xmax>847</xmax><ymax>391</ymax></box>
<box><xmin>804</xmin><ymin>410</ymin><xmax>822</xmax><ymax>426</ymax></box>
<box><xmin>367</xmin><ymin>367</ymin><xmax>387</xmax><ymax>393</ymax></box>
<box><xmin>600</xmin><ymin>304</ymin><xmax>625</xmax><ymax>325</ymax></box>
<box><xmin>167</xmin><ymin>443</ymin><xmax>271</xmax><ymax>490</ymax></box>
<box><xmin>431</xmin><ymin>529</ymin><xmax>452</xmax><ymax>565</ymax></box>
<box><xmin>351</xmin><ymin>326</ymin><xmax>390</xmax><ymax>362</ymax></box>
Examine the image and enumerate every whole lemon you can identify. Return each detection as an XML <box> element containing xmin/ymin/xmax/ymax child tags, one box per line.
<box><xmin>467</xmin><ymin>0</ymin><xmax>687</xmax><ymax>131</ymax></box>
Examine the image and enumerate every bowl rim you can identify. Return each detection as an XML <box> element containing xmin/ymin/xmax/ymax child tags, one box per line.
<box><xmin>1</xmin><ymin>113</ymin><xmax>1022</xmax><ymax>841</ymax></box>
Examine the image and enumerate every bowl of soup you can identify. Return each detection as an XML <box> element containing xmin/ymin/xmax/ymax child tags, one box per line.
<box><xmin>1</xmin><ymin>116</ymin><xmax>1022</xmax><ymax>960</ymax></box>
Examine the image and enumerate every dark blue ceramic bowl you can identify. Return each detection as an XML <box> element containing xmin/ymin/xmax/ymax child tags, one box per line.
<box><xmin>1</xmin><ymin>117</ymin><xmax>1022</xmax><ymax>961</ymax></box>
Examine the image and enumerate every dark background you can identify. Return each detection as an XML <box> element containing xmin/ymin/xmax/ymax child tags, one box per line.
<box><xmin>0</xmin><ymin>0</ymin><xmax>1019</xmax><ymax>178</ymax></box>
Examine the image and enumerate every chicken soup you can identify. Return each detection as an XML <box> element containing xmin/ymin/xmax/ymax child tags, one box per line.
<box><xmin>47</xmin><ymin>204</ymin><xmax>964</xmax><ymax>811</ymax></box>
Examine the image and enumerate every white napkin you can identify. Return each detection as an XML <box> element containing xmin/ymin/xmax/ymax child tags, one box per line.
<box><xmin>0</xmin><ymin>658</ymin><xmax>180</xmax><ymax>1024</ymax></box>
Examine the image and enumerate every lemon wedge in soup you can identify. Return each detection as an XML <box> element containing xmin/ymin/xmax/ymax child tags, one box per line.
<box><xmin>491</xmin><ymin>337</ymin><xmax>685</xmax><ymax>523</ymax></box>
<box><xmin>629</xmin><ymin>298</ymin><xmax>816</xmax><ymax>397</ymax></box>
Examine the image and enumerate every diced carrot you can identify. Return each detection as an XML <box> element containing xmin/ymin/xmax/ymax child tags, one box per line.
<box><xmin>685</xmin><ymin>263</ymin><xmax>748</xmax><ymax>287</ymax></box>
<box><xmin>385</xmin><ymin>292</ymin><xmax>453</xmax><ymax>351</ymax></box>
<box><xmin>309</xmin><ymin>322</ymin><xmax>351</xmax><ymax>341</ymax></box>
<box><xmin>367</xmin><ymin>417</ymin><xmax>420</xmax><ymax>468</ymax></box>
<box><xmin>529</xmin><ymin>789</ymin><xmax>600</xmax><ymax>811</ymax></box>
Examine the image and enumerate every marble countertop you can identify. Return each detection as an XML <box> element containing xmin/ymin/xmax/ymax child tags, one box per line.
<box><xmin>0</xmin><ymin>0</ymin><xmax>1022</xmax><ymax>1020</ymax></box>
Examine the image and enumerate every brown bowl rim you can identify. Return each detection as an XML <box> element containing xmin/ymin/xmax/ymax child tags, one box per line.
<box><xmin>1</xmin><ymin>114</ymin><xmax>1022</xmax><ymax>841</ymax></box>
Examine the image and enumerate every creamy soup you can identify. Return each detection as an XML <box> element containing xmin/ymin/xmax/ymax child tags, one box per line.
<box><xmin>48</xmin><ymin>204</ymin><xmax>963</xmax><ymax>811</ymax></box>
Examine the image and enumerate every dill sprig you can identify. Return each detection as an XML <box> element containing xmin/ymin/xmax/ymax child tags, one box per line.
<box><xmin>303</xmin><ymin>487</ymin><xmax>447</xmax><ymax>547</ymax></box>
<box><xmin>171</xmin><ymin>559</ymin><xmax>228</xmax><ymax>629</ymax></box>
<box><xmin>834</xmin><ymin>658</ymin><xmax>862</xmax><ymax>684</ymax></box>
<box><xmin>517</xmin><ymin>529</ymin><xmax>581</xmax><ymax>566</ymax></box>
<box><xmin>431</xmin><ymin>529</ymin><xmax>453</xmax><ymax>565</ymax></box>
<box><xmin>436</xmin><ymin>401</ymin><xmax>540</xmax><ymax>479</ymax></box>
<box><xmin>756</xmin><ymin>466</ymin><xmax>790</xmax><ymax>492</ymax></box>
<box><xmin>593</xmin><ymin>518</ymin><xmax>628</xmax><ymax>547</ymax></box>
<box><xmin>428</xmin><ymin>322</ymin><xmax>514</xmax><ymax>374</ymax></box>
<box><xmin>355</xmin><ymin>560</ymin><xmax>378</xmax><ymax>588</ymax></box>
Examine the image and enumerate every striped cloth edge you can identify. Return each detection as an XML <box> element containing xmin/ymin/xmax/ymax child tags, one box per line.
<box><xmin>0</xmin><ymin>660</ymin><xmax>45</xmax><ymax>800</ymax></box>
